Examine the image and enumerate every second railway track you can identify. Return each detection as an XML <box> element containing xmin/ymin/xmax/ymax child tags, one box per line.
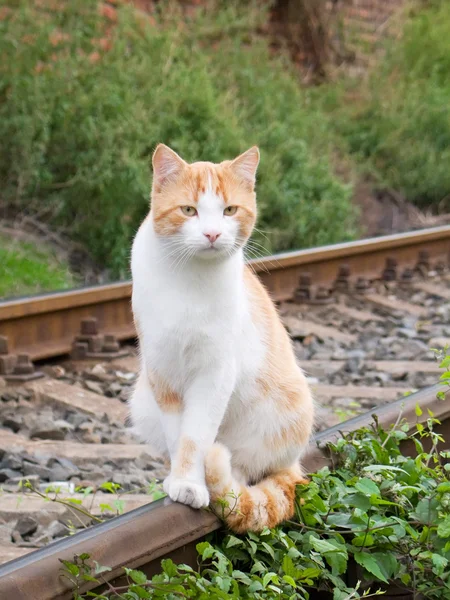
<box><xmin>0</xmin><ymin>226</ymin><xmax>449</xmax><ymax>597</ymax></box>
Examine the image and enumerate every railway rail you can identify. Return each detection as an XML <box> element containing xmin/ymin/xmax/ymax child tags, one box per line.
<box><xmin>0</xmin><ymin>225</ymin><xmax>449</xmax><ymax>598</ymax></box>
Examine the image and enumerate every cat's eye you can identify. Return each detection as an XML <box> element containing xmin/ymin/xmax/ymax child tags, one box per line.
<box><xmin>224</xmin><ymin>206</ymin><xmax>238</xmax><ymax>216</ymax></box>
<box><xmin>181</xmin><ymin>206</ymin><xmax>197</xmax><ymax>217</ymax></box>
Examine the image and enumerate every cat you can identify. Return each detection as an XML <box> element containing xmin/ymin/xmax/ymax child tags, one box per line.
<box><xmin>129</xmin><ymin>144</ymin><xmax>314</xmax><ymax>532</ymax></box>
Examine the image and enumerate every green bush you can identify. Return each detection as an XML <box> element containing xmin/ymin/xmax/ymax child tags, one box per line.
<box><xmin>337</xmin><ymin>1</ymin><xmax>450</xmax><ymax>209</ymax></box>
<box><xmin>0</xmin><ymin>1</ymin><xmax>355</xmax><ymax>277</ymax></box>
<box><xmin>64</xmin><ymin>414</ymin><xmax>450</xmax><ymax>598</ymax></box>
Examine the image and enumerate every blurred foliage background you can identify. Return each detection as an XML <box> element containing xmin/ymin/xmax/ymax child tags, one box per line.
<box><xmin>0</xmin><ymin>0</ymin><xmax>449</xmax><ymax>288</ymax></box>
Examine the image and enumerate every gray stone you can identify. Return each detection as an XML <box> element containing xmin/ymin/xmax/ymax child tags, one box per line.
<box><xmin>65</xmin><ymin>412</ymin><xmax>88</xmax><ymax>428</ymax></box>
<box><xmin>107</xmin><ymin>383</ymin><xmax>122</xmax><ymax>396</ymax></box>
<box><xmin>15</xmin><ymin>516</ymin><xmax>38</xmax><ymax>537</ymax></box>
<box><xmin>0</xmin><ymin>453</ymin><xmax>23</xmax><ymax>471</ymax></box>
<box><xmin>48</xmin><ymin>457</ymin><xmax>80</xmax><ymax>481</ymax></box>
<box><xmin>3</xmin><ymin>417</ymin><xmax>23</xmax><ymax>432</ymax></box>
<box><xmin>11</xmin><ymin>530</ymin><xmax>22</xmax><ymax>544</ymax></box>
<box><xmin>344</xmin><ymin>358</ymin><xmax>361</xmax><ymax>374</ymax></box>
<box><xmin>0</xmin><ymin>469</ymin><xmax>22</xmax><ymax>482</ymax></box>
<box><xmin>53</xmin><ymin>419</ymin><xmax>75</xmax><ymax>432</ymax></box>
<box><xmin>22</xmin><ymin>461</ymin><xmax>52</xmax><ymax>481</ymax></box>
<box><xmin>0</xmin><ymin>524</ymin><xmax>12</xmax><ymax>545</ymax></box>
<box><xmin>31</xmin><ymin>428</ymin><xmax>66</xmax><ymax>441</ymax></box>
<box><xmin>346</xmin><ymin>349</ymin><xmax>366</xmax><ymax>360</ymax></box>
<box><xmin>47</xmin><ymin>520</ymin><xmax>68</xmax><ymax>539</ymax></box>
<box><xmin>84</xmin><ymin>380</ymin><xmax>104</xmax><ymax>395</ymax></box>
<box><xmin>397</xmin><ymin>328</ymin><xmax>417</xmax><ymax>339</ymax></box>
<box><xmin>1</xmin><ymin>391</ymin><xmax>19</xmax><ymax>402</ymax></box>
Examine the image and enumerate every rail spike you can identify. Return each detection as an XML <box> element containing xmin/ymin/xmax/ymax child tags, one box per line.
<box><xmin>333</xmin><ymin>264</ymin><xmax>351</xmax><ymax>292</ymax></box>
<box><xmin>0</xmin><ymin>336</ymin><xmax>44</xmax><ymax>382</ymax></box>
<box><xmin>71</xmin><ymin>318</ymin><xmax>129</xmax><ymax>361</ymax></box>
<box><xmin>414</xmin><ymin>249</ymin><xmax>430</xmax><ymax>277</ymax></box>
<box><xmin>382</xmin><ymin>257</ymin><xmax>397</xmax><ymax>282</ymax></box>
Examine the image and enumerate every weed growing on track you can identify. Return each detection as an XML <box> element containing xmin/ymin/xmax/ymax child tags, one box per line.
<box><xmin>433</xmin><ymin>345</ymin><xmax>450</xmax><ymax>400</ymax></box>
<box><xmin>63</xmin><ymin>415</ymin><xmax>450</xmax><ymax>599</ymax></box>
<box><xmin>18</xmin><ymin>479</ymin><xmax>165</xmax><ymax>533</ymax></box>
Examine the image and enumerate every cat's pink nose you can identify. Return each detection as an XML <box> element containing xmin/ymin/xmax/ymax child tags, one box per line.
<box><xmin>204</xmin><ymin>232</ymin><xmax>221</xmax><ymax>244</ymax></box>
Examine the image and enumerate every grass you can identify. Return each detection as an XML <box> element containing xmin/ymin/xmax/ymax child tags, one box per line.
<box><xmin>0</xmin><ymin>0</ymin><xmax>355</xmax><ymax>278</ymax></box>
<box><xmin>0</xmin><ymin>234</ymin><xmax>76</xmax><ymax>299</ymax></box>
<box><xmin>312</xmin><ymin>0</ymin><xmax>450</xmax><ymax>210</ymax></box>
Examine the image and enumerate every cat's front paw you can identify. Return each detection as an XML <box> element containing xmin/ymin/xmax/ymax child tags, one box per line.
<box><xmin>165</xmin><ymin>477</ymin><xmax>210</xmax><ymax>509</ymax></box>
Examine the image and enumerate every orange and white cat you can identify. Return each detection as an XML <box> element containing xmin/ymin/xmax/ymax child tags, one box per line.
<box><xmin>129</xmin><ymin>144</ymin><xmax>314</xmax><ymax>532</ymax></box>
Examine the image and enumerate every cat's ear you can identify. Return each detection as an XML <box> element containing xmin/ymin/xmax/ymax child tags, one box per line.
<box><xmin>230</xmin><ymin>146</ymin><xmax>260</xmax><ymax>188</ymax></box>
<box><xmin>152</xmin><ymin>144</ymin><xmax>186</xmax><ymax>187</ymax></box>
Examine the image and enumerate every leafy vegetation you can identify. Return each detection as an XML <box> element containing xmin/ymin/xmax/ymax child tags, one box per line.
<box><xmin>326</xmin><ymin>1</ymin><xmax>450</xmax><ymax>210</ymax></box>
<box><xmin>0</xmin><ymin>0</ymin><xmax>355</xmax><ymax>278</ymax></box>
<box><xmin>62</xmin><ymin>409</ymin><xmax>450</xmax><ymax>599</ymax></box>
<box><xmin>0</xmin><ymin>234</ymin><xmax>76</xmax><ymax>298</ymax></box>
<box><xmin>19</xmin><ymin>478</ymin><xmax>165</xmax><ymax>534</ymax></box>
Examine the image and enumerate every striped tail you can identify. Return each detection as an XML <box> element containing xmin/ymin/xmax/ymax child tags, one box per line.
<box><xmin>204</xmin><ymin>443</ymin><xmax>307</xmax><ymax>533</ymax></box>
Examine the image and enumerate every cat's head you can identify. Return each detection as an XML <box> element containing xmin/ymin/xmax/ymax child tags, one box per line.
<box><xmin>150</xmin><ymin>144</ymin><xmax>259</xmax><ymax>260</ymax></box>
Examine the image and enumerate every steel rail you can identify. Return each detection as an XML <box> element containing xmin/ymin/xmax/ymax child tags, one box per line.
<box><xmin>0</xmin><ymin>384</ymin><xmax>448</xmax><ymax>600</ymax></box>
<box><xmin>1</xmin><ymin>226</ymin><xmax>449</xmax><ymax>361</ymax></box>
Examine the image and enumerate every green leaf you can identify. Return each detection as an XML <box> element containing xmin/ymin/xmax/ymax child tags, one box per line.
<box><xmin>248</xmin><ymin>540</ymin><xmax>257</xmax><ymax>555</ymax></box>
<box><xmin>282</xmin><ymin>555</ymin><xmax>299</xmax><ymax>578</ymax></box>
<box><xmin>346</xmin><ymin>493</ymin><xmax>370</xmax><ymax>510</ymax></box>
<box><xmin>261</xmin><ymin>542</ymin><xmax>275</xmax><ymax>560</ymax></box>
<box><xmin>310</xmin><ymin>537</ymin><xmax>340</xmax><ymax>554</ymax></box>
<box><xmin>282</xmin><ymin>575</ymin><xmax>297</xmax><ymax>588</ymax></box>
<box><xmin>326</xmin><ymin>551</ymin><xmax>348</xmax><ymax>576</ymax></box>
<box><xmin>439</xmin><ymin>356</ymin><xmax>450</xmax><ymax>369</ymax></box>
<box><xmin>431</xmin><ymin>554</ymin><xmax>448</xmax><ymax>575</ymax></box>
<box><xmin>333</xmin><ymin>590</ymin><xmax>350</xmax><ymax>600</ymax></box>
<box><xmin>125</xmin><ymin>569</ymin><xmax>147</xmax><ymax>585</ymax></box>
<box><xmin>196</xmin><ymin>542</ymin><xmax>214</xmax><ymax>560</ymax></box>
<box><xmin>81</xmin><ymin>575</ymin><xmax>99</xmax><ymax>583</ymax></box>
<box><xmin>161</xmin><ymin>559</ymin><xmax>178</xmax><ymax>577</ymax></box>
<box><xmin>352</xmin><ymin>534</ymin><xmax>374</xmax><ymax>547</ymax></box>
<box><xmin>354</xmin><ymin>552</ymin><xmax>389</xmax><ymax>584</ymax></box>
<box><xmin>79</xmin><ymin>553</ymin><xmax>90</xmax><ymax>561</ymax></box>
<box><xmin>99</xmin><ymin>482</ymin><xmax>121</xmax><ymax>493</ymax></box>
<box><xmin>411</xmin><ymin>497</ymin><xmax>439</xmax><ymax>524</ymax></box>
<box><xmin>262</xmin><ymin>572</ymin><xmax>277</xmax><ymax>588</ymax></box>
<box><xmin>129</xmin><ymin>585</ymin><xmax>151</xmax><ymax>598</ymax></box>
<box><xmin>231</xmin><ymin>570</ymin><xmax>252</xmax><ymax>585</ymax></box>
<box><xmin>372</xmin><ymin>552</ymin><xmax>398</xmax><ymax>580</ymax></box>
<box><xmin>226</xmin><ymin>536</ymin><xmax>243</xmax><ymax>548</ymax></box>
<box><xmin>354</xmin><ymin>478</ymin><xmax>380</xmax><ymax>497</ymax></box>
<box><xmin>437</xmin><ymin>515</ymin><xmax>450</xmax><ymax>538</ymax></box>
<box><xmin>60</xmin><ymin>560</ymin><xmax>80</xmax><ymax>577</ymax></box>
<box><xmin>415</xmin><ymin>404</ymin><xmax>423</xmax><ymax>417</ymax></box>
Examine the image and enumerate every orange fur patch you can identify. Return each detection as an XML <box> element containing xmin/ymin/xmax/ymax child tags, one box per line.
<box><xmin>227</xmin><ymin>488</ymin><xmax>254</xmax><ymax>533</ymax></box>
<box><xmin>260</xmin><ymin>485</ymin><xmax>279</xmax><ymax>528</ymax></box>
<box><xmin>173</xmin><ymin>437</ymin><xmax>197</xmax><ymax>478</ymax></box>
<box><xmin>150</xmin><ymin>372</ymin><xmax>182</xmax><ymax>413</ymax></box>
<box><xmin>212</xmin><ymin>464</ymin><xmax>304</xmax><ymax>533</ymax></box>
<box><xmin>244</xmin><ymin>267</ymin><xmax>314</xmax><ymax>443</ymax></box>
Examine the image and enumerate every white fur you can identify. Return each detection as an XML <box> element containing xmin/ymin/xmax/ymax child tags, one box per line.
<box><xmin>129</xmin><ymin>184</ymin><xmax>309</xmax><ymax>509</ymax></box>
